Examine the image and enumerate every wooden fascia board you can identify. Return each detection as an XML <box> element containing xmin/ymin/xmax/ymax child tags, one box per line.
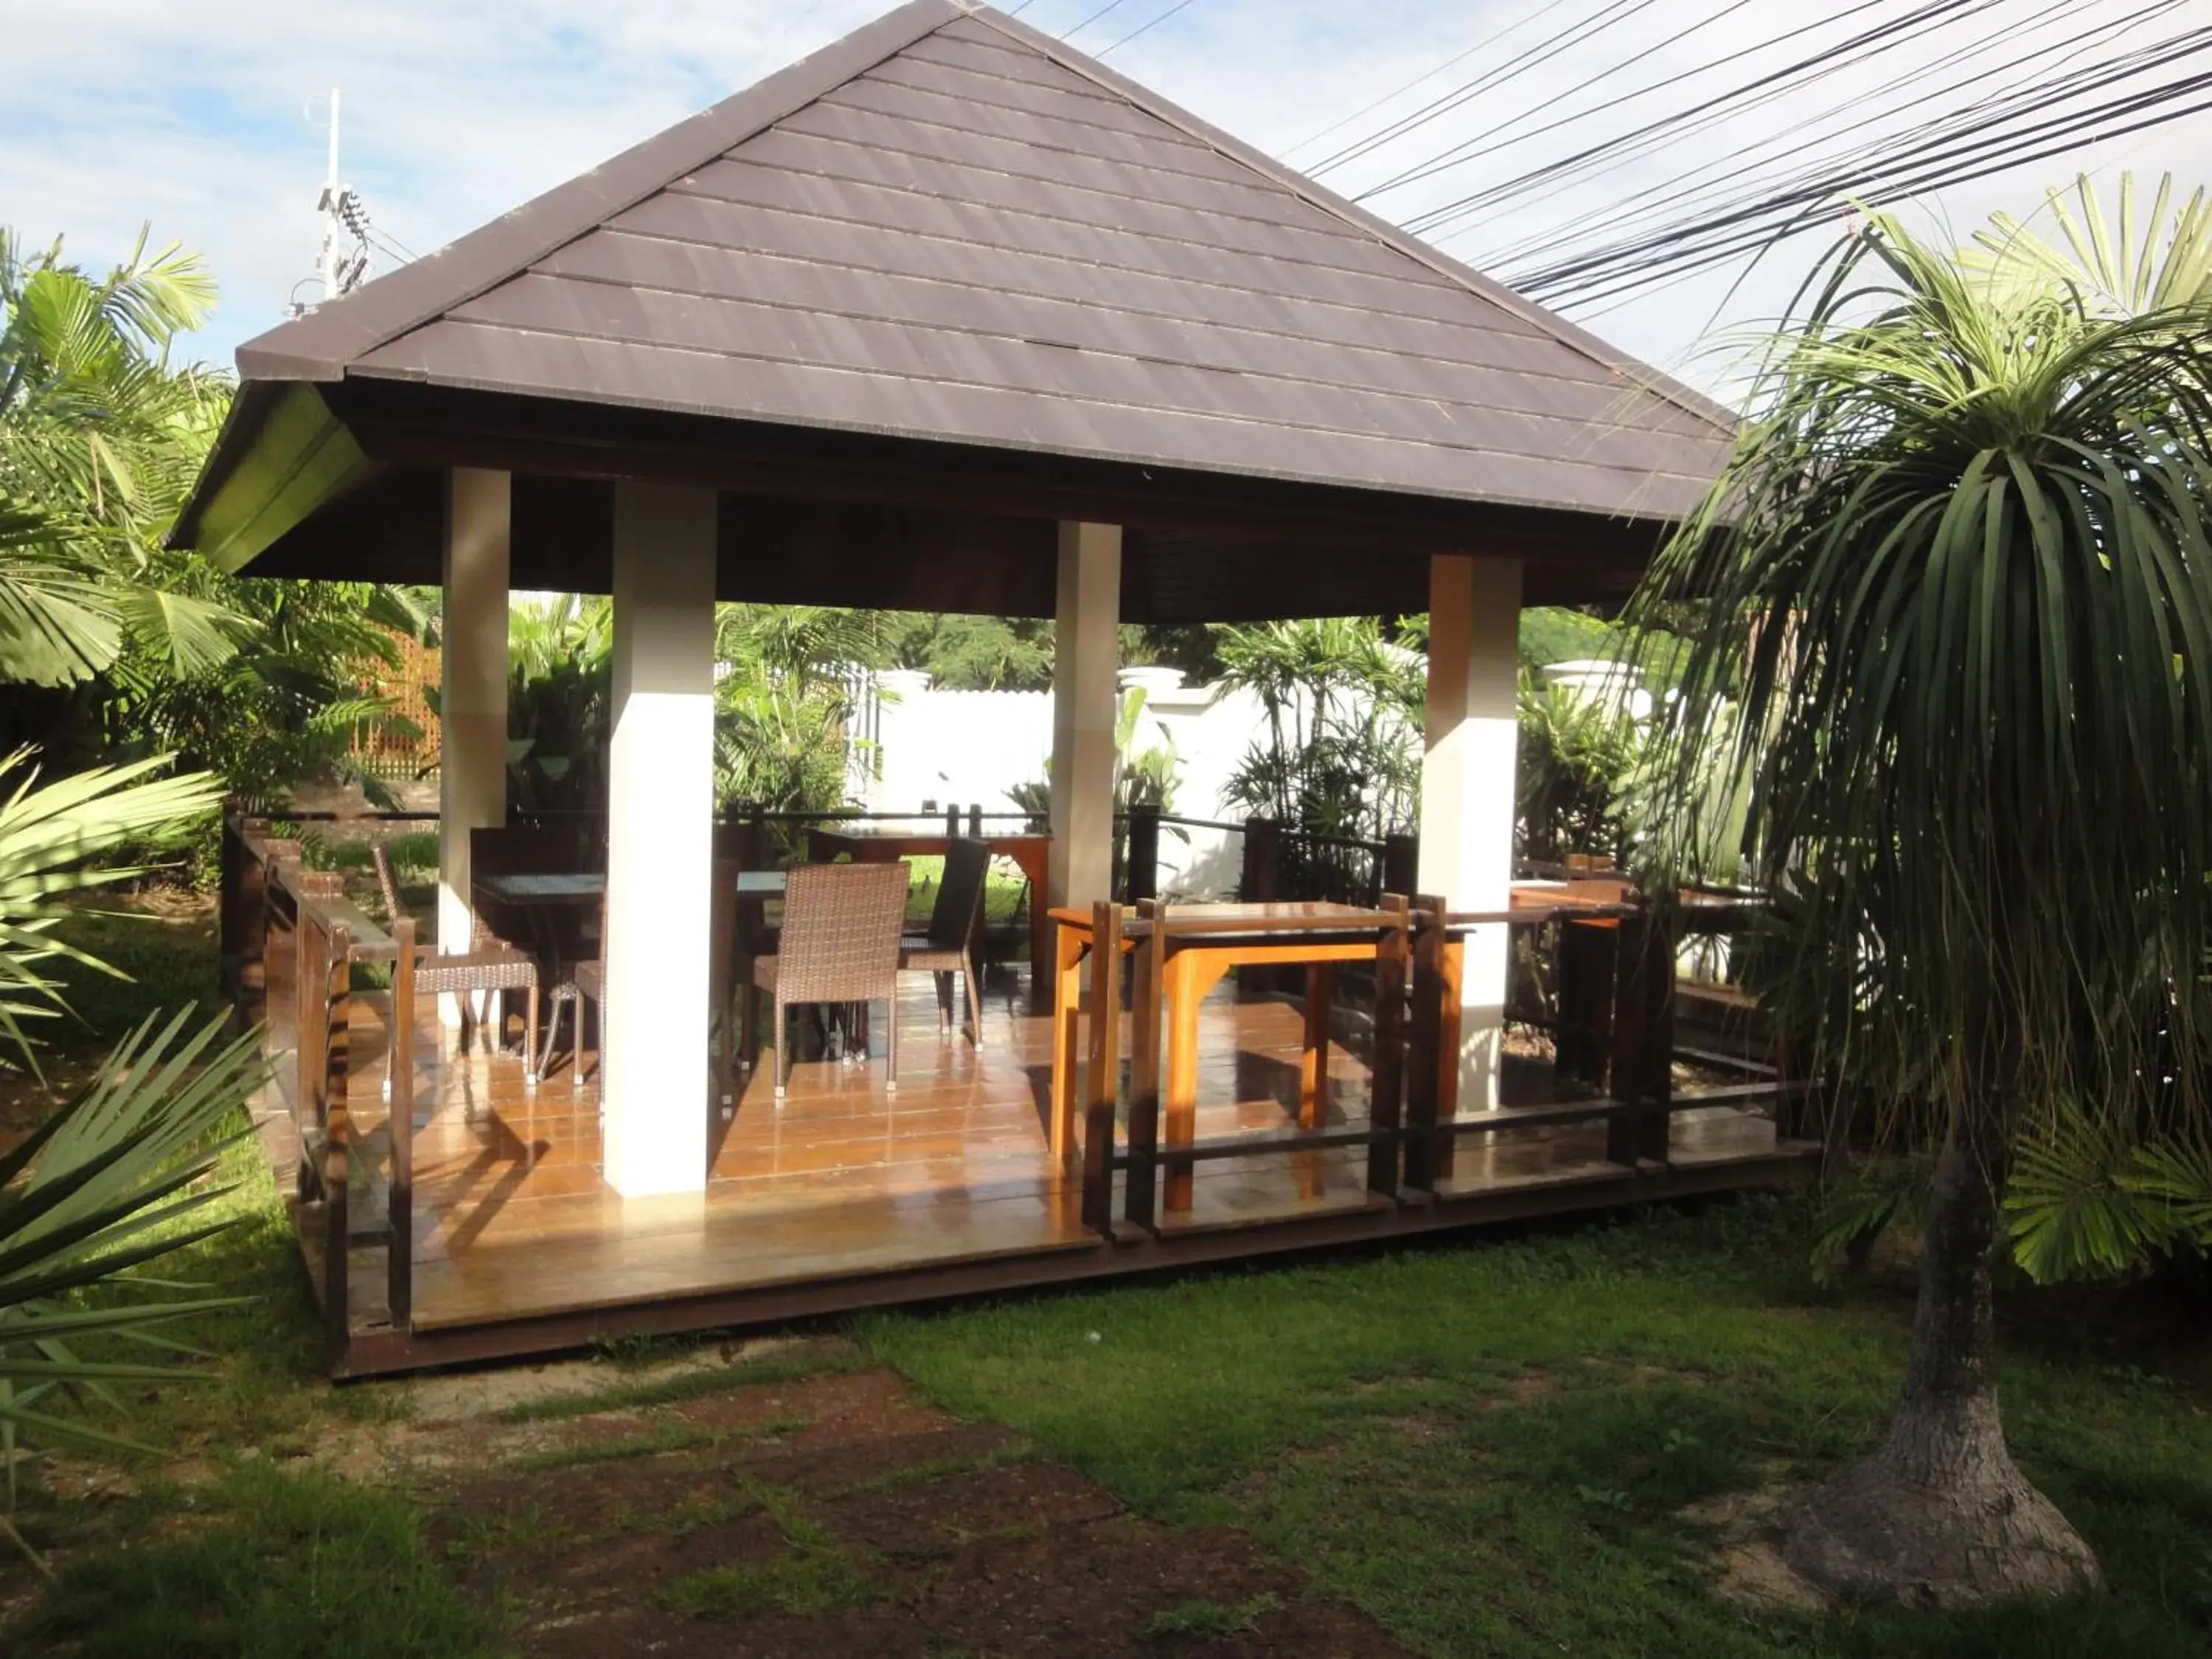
<box><xmin>191</xmin><ymin>384</ymin><xmax>378</xmax><ymax>573</ymax></box>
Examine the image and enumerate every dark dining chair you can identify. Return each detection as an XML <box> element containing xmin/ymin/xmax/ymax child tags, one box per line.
<box><xmin>371</xmin><ymin>844</ymin><xmax>540</xmax><ymax>1083</ymax></box>
<box><xmin>737</xmin><ymin>861</ymin><xmax>909</xmax><ymax>1099</ymax></box>
<box><xmin>900</xmin><ymin>837</ymin><xmax>989</xmax><ymax>1044</ymax></box>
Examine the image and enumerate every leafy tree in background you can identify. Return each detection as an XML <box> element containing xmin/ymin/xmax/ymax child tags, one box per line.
<box><xmin>0</xmin><ymin>227</ymin><xmax>241</xmax><ymax>685</ymax></box>
<box><xmin>0</xmin><ymin>226</ymin><xmax>428</xmax><ymax>815</ymax></box>
<box><xmin>1627</xmin><ymin>184</ymin><xmax>2212</xmax><ymax>1606</ymax></box>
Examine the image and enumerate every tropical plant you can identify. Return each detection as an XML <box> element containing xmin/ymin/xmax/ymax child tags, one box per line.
<box><xmin>712</xmin><ymin>605</ymin><xmax>880</xmax><ymax>815</ymax></box>
<box><xmin>1514</xmin><ymin>672</ymin><xmax>1644</xmax><ymax>863</ymax></box>
<box><xmin>1214</xmin><ymin>617</ymin><xmax>1422</xmax><ymax>857</ymax></box>
<box><xmin>0</xmin><ymin>748</ymin><xmax>225</xmax><ymax>1062</ymax></box>
<box><xmin>498</xmin><ymin>594</ymin><xmax>613</xmax><ymax>814</ymax></box>
<box><xmin>1626</xmin><ymin>184</ymin><xmax>2212</xmax><ymax>1605</ymax></box>
<box><xmin>0</xmin><ymin>1010</ymin><xmax>262</xmax><ymax>1573</ymax></box>
<box><xmin>0</xmin><ymin>747</ymin><xmax>257</xmax><ymax>1572</ymax></box>
<box><xmin>0</xmin><ymin>226</ymin><xmax>242</xmax><ymax>686</ymax></box>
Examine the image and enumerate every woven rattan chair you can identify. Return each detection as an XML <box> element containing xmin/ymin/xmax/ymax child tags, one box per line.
<box><xmin>537</xmin><ymin>890</ymin><xmax>605</xmax><ymax>1087</ymax></box>
<box><xmin>900</xmin><ymin>837</ymin><xmax>988</xmax><ymax>1044</ymax></box>
<box><xmin>737</xmin><ymin>861</ymin><xmax>909</xmax><ymax>1099</ymax></box>
<box><xmin>372</xmin><ymin>844</ymin><xmax>540</xmax><ymax>1084</ymax></box>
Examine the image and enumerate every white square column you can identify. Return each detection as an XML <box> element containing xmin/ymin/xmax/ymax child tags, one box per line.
<box><xmin>1046</xmin><ymin>521</ymin><xmax>1122</xmax><ymax>912</ymax></box>
<box><xmin>601</xmin><ymin>481</ymin><xmax>718</xmax><ymax>1198</ymax></box>
<box><xmin>1418</xmin><ymin>554</ymin><xmax>1523</xmax><ymax>1112</ymax></box>
<box><xmin>437</xmin><ymin>468</ymin><xmax>510</xmax><ymax>1026</ymax></box>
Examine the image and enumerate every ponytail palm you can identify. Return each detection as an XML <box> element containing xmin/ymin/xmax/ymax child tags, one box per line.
<box><xmin>1629</xmin><ymin>200</ymin><xmax>2212</xmax><ymax>1606</ymax></box>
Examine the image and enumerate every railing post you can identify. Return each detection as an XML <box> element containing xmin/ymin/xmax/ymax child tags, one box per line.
<box><xmin>967</xmin><ymin>803</ymin><xmax>983</xmax><ymax>838</ymax></box>
<box><xmin>1402</xmin><ymin>894</ymin><xmax>1447</xmax><ymax>1193</ymax></box>
<box><xmin>1369</xmin><ymin>895</ymin><xmax>1409</xmax><ymax>1197</ymax></box>
<box><xmin>1079</xmin><ymin>901</ymin><xmax>1123</xmax><ymax>1235</ymax></box>
<box><xmin>322</xmin><ymin>914</ymin><xmax>352</xmax><ymax>1374</ymax></box>
<box><xmin>1607</xmin><ymin>908</ymin><xmax>1675</xmax><ymax>1167</ymax></box>
<box><xmin>1381</xmin><ymin>833</ymin><xmax>1419</xmax><ymax>906</ymax></box>
<box><xmin>1124</xmin><ymin>899</ymin><xmax>1165</xmax><ymax>1230</ymax></box>
<box><xmin>1237</xmin><ymin>815</ymin><xmax>1279</xmax><ymax>903</ymax></box>
<box><xmin>1236</xmin><ymin>815</ymin><xmax>1279</xmax><ymax>991</ymax></box>
<box><xmin>1126</xmin><ymin>803</ymin><xmax>1160</xmax><ymax>905</ymax></box>
<box><xmin>945</xmin><ymin>801</ymin><xmax>961</xmax><ymax>838</ymax></box>
<box><xmin>387</xmin><ymin>918</ymin><xmax>416</xmax><ymax>1332</ymax></box>
<box><xmin>1554</xmin><ymin>917</ymin><xmax>1619</xmax><ymax>1091</ymax></box>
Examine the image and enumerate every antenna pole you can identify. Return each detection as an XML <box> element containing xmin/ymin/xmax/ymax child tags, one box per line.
<box><xmin>316</xmin><ymin>88</ymin><xmax>344</xmax><ymax>302</ymax></box>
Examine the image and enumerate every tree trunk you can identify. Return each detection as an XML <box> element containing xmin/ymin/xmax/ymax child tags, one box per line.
<box><xmin>1782</xmin><ymin>1099</ymin><xmax>2100</xmax><ymax>1607</ymax></box>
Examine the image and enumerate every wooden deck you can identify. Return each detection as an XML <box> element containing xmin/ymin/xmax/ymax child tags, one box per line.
<box><xmin>253</xmin><ymin>929</ymin><xmax>1814</xmax><ymax>1374</ymax></box>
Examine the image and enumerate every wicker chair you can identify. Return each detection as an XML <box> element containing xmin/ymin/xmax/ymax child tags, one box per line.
<box><xmin>371</xmin><ymin>845</ymin><xmax>540</xmax><ymax>1084</ymax></box>
<box><xmin>900</xmin><ymin>836</ymin><xmax>989</xmax><ymax>1044</ymax></box>
<box><xmin>737</xmin><ymin>861</ymin><xmax>909</xmax><ymax>1099</ymax></box>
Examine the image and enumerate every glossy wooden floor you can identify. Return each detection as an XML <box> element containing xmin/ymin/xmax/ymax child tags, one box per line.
<box><xmin>255</xmin><ymin>959</ymin><xmax>1797</xmax><ymax>1339</ymax></box>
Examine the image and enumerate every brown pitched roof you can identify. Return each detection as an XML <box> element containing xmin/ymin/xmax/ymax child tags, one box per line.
<box><xmin>226</xmin><ymin>0</ymin><xmax>1733</xmax><ymax>524</ymax></box>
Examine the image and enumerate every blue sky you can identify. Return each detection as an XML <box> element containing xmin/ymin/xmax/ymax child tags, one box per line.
<box><xmin>6</xmin><ymin>0</ymin><xmax>2205</xmax><ymax>400</ymax></box>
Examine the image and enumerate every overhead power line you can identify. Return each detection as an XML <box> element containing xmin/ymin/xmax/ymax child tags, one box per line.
<box><xmin>1096</xmin><ymin>0</ymin><xmax>1198</xmax><ymax>58</ymax></box>
<box><xmin>1279</xmin><ymin>0</ymin><xmax>1575</xmax><ymax>162</ymax></box>
<box><xmin>1475</xmin><ymin>0</ymin><xmax>2168</xmax><ymax>273</ymax></box>
<box><xmin>1307</xmin><ymin>0</ymin><xmax>1667</xmax><ymax>179</ymax></box>
<box><xmin>1513</xmin><ymin>29</ymin><xmax>2212</xmax><ymax>307</ymax></box>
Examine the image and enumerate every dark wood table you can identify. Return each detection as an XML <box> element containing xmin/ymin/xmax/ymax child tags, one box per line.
<box><xmin>805</xmin><ymin>827</ymin><xmax>1051</xmax><ymax>990</ymax></box>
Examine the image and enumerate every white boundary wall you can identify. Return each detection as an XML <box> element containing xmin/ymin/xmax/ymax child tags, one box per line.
<box><xmin>863</xmin><ymin>668</ymin><xmax>1271</xmax><ymax>899</ymax></box>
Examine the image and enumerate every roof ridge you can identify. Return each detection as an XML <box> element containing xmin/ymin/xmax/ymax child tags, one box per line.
<box><xmin>232</xmin><ymin>0</ymin><xmax>968</xmax><ymax>380</ymax></box>
<box><xmin>959</xmin><ymin>4</ymin><xmax>1740</xmax><ymax>439</ymax></box>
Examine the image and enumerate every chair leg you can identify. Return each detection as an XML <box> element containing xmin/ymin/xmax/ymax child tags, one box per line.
<box><xmin>886</xmin><ymin>990</ymin><xmax>899</xmax><ymax>1093</ymax></box>
<box><xmin>934</xmin><ymin>970</ymin><xmax>953</xmax><ymax>1031</ymax></box>
<box><xmin>963</xmin><ymin>957</ymin><xmax>982</xmax><ymax>1046</ymax></box>
<box><xmin>773</xmin><ymin>995</ymin><xmax>788</xmax><ymax>1099</ymax></box>
<box><xmin>524</xmin><ymin>984</ymin><xmax>540</xmax><ymax>1087</ymax></box>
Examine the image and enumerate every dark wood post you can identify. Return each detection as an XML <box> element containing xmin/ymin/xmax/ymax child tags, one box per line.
<box><xmin>1237</xmin><ymin>815</ymin><xmax>1280</xmax><ymax>902</ymax></box>
<box><xmin>1079</xmin><ymin>901</ymin><xmax>1123</xmax><ymax>1235</ymax></box>
<box><xmin>967</xmin><ymin>803</ymin><xmax>983</xmax><ymax>838</ymax></box>
<box><xmin>1124</xmin><ymin>899</ymin><xmax>1165</xmax><ymax>1230</ymax></box>
<box><xmin>1402</xmin><ymin>894</ymin><xmax>1447</xmax><ymax>1193</ymax></box>
<box><xmin>387</xmin><ymin>918</ymin><xmax>416</xmax><ymax>1331</ymax></box>
<box><xmin>1236</xmin><ymin>816</ymin><xmax>1279</xmax><ymax>992</ymax></box>
<box><xmin>321</xmin><ymin>914</ymin><xmax>352</xmax><ymax>1374</ymax></box>
<box><xmin>1368</xmin><ymin>895</ymin><xmax>1409</xmax><ymax>1196</ymax></box>
<box><xmin>1381</xmin><ymin>833</ymin><xmax>1419</xmax><ymax>907</ymax></box>
<box><xmin>1125</xmin><ymin>803</ymin><xmax>1160</xmax><ymax>905</ymax></box>
<box><xmin>1554</xmin><ymin>918</ymin><xmax>1618</xmax><ymax>1091</ymax></box>
<box><xmin>1606</xmin><ymin>908</ymin><xmax>1675</xmax><ymax>1167</ymax></box>
<box><xmin>945</xmin><ymin>801</ymin><xmax>961</xmax><ymax>838</ymax></box>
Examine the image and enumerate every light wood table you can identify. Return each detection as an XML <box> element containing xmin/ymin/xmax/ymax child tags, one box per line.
<box><xmin>1050</xmin><ymin>901</ymin><xmax>1394</xmax><ymax>1209</ymax></box>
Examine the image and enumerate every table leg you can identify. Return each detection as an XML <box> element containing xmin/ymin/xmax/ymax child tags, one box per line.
<box><xmin>1164</xmin><ymin>950</ymin><xmax>1203</xmax><ymax>1213</ymax></box>
<box><xmin>1051</xmin><ymin>921</ymin><xmax>1087</xmax><ymax>1165</ymax></box>
<box><xmin>1300</xmin><ymin>962</ymin><xmax>1335</xmax><ymax>1129</ymax></box>
<box><xmin>1011</xmin><ymin>845</ymin><xmax>1053</xmax><ymax>1008</ymax></box>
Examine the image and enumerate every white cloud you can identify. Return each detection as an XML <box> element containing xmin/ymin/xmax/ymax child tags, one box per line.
<box><xmin>7</xmin><ymin>0</ymin><xmax>2206</xmax><ymax>399</ymax></box>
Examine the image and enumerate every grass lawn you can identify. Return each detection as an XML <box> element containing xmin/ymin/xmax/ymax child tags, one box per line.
<box><xmin>860</xmin><ymin>1203</ymin><xmax>2212</xmax><ymax>1658</ymax></box>
<box><xmin>4</xmin><ymin>902</ymin><xmax>2210</xmax><ymax>1655</ymax></box>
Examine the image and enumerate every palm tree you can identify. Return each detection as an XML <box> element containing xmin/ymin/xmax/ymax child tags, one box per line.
<box><xmin>0</xmin><ymin>747</ymin><xmax>259</xmax><ymax>1573</ymax></box>
<box><xmin>0</xmin><ymin>226</ymin><xmax>244</xmax><ymax>685</ymax></box>
<box><xmin>1628</xmin><ymin>188</ymin><xmax>2212</xmax><ymax>1606</ymax></box>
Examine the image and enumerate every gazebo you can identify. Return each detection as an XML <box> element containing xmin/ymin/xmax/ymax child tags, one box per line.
<box><xmin>180</xmin><ymin>1</ymin><xmax>1788</xmax><ymax>1372</ymax></box>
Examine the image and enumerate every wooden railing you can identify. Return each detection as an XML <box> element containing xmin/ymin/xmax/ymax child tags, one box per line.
<box><xmin>228</xmin><ymin>819</ymin><xmax>414</xmax><ymax>1373</ymax></box>
<box><xmin>1073</xmin><ymin>886</ymin><xmax>1803</xmax><ymax>1234</ymax></box>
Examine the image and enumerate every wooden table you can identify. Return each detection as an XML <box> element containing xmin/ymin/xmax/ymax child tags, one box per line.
<box><xmin>806</xmin><ymin>827</ymin><xmax>1051</xmax><ymax>991</ymax></box>
<box><xmin>1049</xmin><ymin>901</ymin><xmax>1394</xmax><ymax>1208</ymax></box>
